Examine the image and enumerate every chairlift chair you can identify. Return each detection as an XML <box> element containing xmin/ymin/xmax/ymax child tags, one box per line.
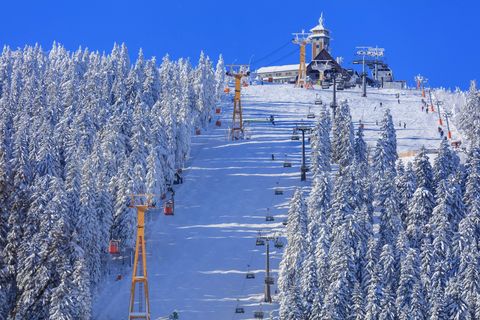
<box><xmin>246</xmin><ymin>272</ymin><xmax>255</xmax><ymax>279</ymax></box>
<box><xmin>108</xmin><ymin>240</ymin><xmax>120</xmax><ymax>254</ymax></box>
<box><xmin>307</xmin><ymin>106</ymin><xmax>315</xmax><ymax>119</ymax></box>
<box><xmin>283</xmin><ymin>154</ymin><xmax>292</xmax><ymax>167</ymax></box>
<box><xmin>264</xmin><ymin>276</ymin><xmax>274</xmax><ymax>285</ymax></box>
<box><xmin>254</xmin><ymin>311</ymin><xmax>264</xmax><ymax>319</ymax></box>
<box><xmin>265</xmin><ymin>216</ymin><xmax>274</xmax><ymax>222</ymax></box>
<box><xmin>256</xmin><ymin>238</ymin><xmax>265</xmax><ymax>246</ymax></box>
<box><xmin>291</xmin><ymin>134</ymin><xmax>300</xmax><ymax>141</ymax></box>
<box><xmin>274</xmin><ymin>240</ymin><xmax>284</xmax><ymax>249</ymax></box>
<box><xmin>235</xmin><ymin>307</ymin><xmax>245</xmax><ymax>314</ymax></box>
<box><xmin>282</xmin><ymin>219</ymin><xmax>288</xmax><ymax>226</ymax></box>
<box><xmin>274</xmin><ymin>188</ymin><xmax>284</xmax><ymax>195</ymax></box>
<box><xmin>315</xmin><ymin>94</ymin><xmax>323</xmax><ymax>105</ymax></box>
<box><xmin>164</xmin><ymin>200</ymin><xmax>174</xmax><ymax>216</ymax></box>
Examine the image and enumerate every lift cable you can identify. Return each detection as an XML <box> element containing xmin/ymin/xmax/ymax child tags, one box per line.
<box><xmin>260</xmin><ymin>48</ymin><xmax>299</xmax><ymax>69</ymax></box>
<box><xmin>250</xmin><ymin>40</ymin><xmax>294</xmax><ymax>68</ymax></box>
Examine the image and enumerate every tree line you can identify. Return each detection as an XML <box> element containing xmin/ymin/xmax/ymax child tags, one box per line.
<box><xmin>0</xmin><ymin>43</ymin><xmax>226</xmax><ymax>319</ymax></box>
<box><xmin>279</xmin><ymin>85</ymin><xmax>480</xmax><ymax>319</ymax></box>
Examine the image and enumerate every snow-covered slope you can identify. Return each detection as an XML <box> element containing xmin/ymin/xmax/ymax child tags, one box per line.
<box><xmin>93</xmin><ymin>84</ymin><xmax>459</xmax><ymax>320</ymax></box>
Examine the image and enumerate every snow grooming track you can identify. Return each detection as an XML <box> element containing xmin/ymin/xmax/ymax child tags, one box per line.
<box><xmin>93</xmin><ymin>84</ymin><xmax>458</xmax><ymax>319</ymax></box>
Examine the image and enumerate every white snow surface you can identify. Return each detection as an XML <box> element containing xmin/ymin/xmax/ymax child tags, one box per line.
<box><xmin>93</xmin><ymin>84</ymin><xmax>459</xmax><ymax>320</ymax></box>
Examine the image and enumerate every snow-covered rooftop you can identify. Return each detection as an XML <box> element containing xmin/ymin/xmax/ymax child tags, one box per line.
<box><xmin>310</xmin><ymin>13</ymin><xmax>328</xmax><ymax>33</ymax></box>
<box><xmin>256</xmin><ymin>64</ymin><xmax>299</xmax><ymax>74</ymax></box>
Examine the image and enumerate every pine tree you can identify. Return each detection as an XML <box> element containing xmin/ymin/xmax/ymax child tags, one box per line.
<box><xmin>396</xmin><ymin>248</ymin><xmax>425</xmax><ymax>320</ymax></box>
<box><xmin>278</xmin><ymin>189</ymin><xmax>307</xmax><ymax>316</ymax></box>
<box><xmin>458</xmin><ymin>80</ymin><xmax>480</xmax><ymax>146</ymax></box>
<box><xmin>433</xmin><ymin>138</ymin><xmax>459</xmax><ymax>187</ymax></box>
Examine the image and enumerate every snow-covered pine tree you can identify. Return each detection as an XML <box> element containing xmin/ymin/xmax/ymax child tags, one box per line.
<box><xmin>433</xmin><ymin>138</ymin><xmax>459</xmax><ymax>187</ymax></box>
<box><xmin>458</xmin><ymin>80</ymin><xmax>480</xmax><ymax>146</ymax></box>
<box><xmin>331</xmin><ymin>101</ymin><xmax>354</xmax><ymax>170</ymax></box>
<box><xmin>395</xmin><ymin>248</ymin><xmax>425</xmax><ymax>320</ymax></box>
<box><xmin>214</xmin><ymin>54</ymin><xmax>225</xmax><ymax>101</ymax></box>
<box><xmin>278</xmin><ymin>189</ymin><xmax>307</xmax><ymax>318</ymax></box>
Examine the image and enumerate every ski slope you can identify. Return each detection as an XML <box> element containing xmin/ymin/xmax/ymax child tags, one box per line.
<box><xmin>93</xmin><ymin>84</ymin><xmax>459</xmax><ymax>320</ymax></box>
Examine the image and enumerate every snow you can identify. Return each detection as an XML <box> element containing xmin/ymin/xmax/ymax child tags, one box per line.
<box><xmin>256</xmin><ymin>64</ymin><xmax>299</xmax><ymax>74</ymax></box>
<box><xmin>93</xmin><ymin>84</ymin><xmax>460</xmax><ymax>319</ymax></box>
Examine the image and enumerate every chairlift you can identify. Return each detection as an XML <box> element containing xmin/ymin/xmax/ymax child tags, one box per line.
<box><xmin>307</xmin><ymin>106</ymin><xmax>315</xmax><ymax>119</ymax></box>
<box><xmin>266</xmin><ymin>216</ymin><xmax>274</xmax><ymax>222</ymax></box>
<box><xmin>315</xmin><ymin>94</ymin><xmax>323</xmax><ymax>105</ymax></box>
<box><xmin>235</xmin><ymin>307</ymin><xmax>245</xmax><ymax>314</ymax></box>
<box><xmin>283</xmin><ymin>154</ymin><xmax>292</xmax><ymax>167</ymax></box>
<box><xmin>264</xmin><ymin>276</ymin><xmax>274</xmax><ymax>285</ymax></box>
<box><xmin>274</xmin><ymin>188</ymin><xmax>284</xmax><ymax>195</ymax></box>
<box><xmin>321</xmin><ymin>82</ymin><xmax>331</xmax><ymax>89</ymax></box>
<box><xmin>108</xmin><ymin>240</ymin><xmax>120</xmax><ymax>254</ymax></box>
<box><xmin>164</xmin><ymin>200</ymin><xmax>174</xmax><ymax>216</ymax></box>
<box><xmin>274</xmin><ymin>239</ymin><xmax>284</xmax><ymax>249</ymax></box>
<box><xmin>291</xmin><ymin>134</ymin><xmax>300</xmax><ymax>141</ymax></box>
<box><xmin>282</xmin><ymin>219</ymin><xmax>288</xmax><ymax>226</ymax></box>
<box><xmin>256</xmin><ymin>238</ymin><xmax>265</xmax><ymax>246</ymax></box>
<box><xmin>254</xmin><ymin>311</ymin><xmax>264</xmax><ymax>319</ymax></box>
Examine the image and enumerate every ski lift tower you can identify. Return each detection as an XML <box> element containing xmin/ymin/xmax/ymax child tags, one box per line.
<box><xmin>415</xmin><ymin>74</ymin><xmax>428</xmax><ymax>97</ymax></box>
<box><xmin>292</xmin><ymin>30</ymin><xmax>312</xmax><ymax>88</ymax></box>
<box><xmin>313</xmin><ymin>60</ymin><xmax>340</xmax><ymax>118</ymax></box>
<box><xmin>255</xmin><ymin>235</ymin><xmax>280</xmax><ymax>303</ymax></box>
<box><xmin>226</xmin><ymin>65</ymin><xmax>250</xmax><ymax>140</ymax></box>
<box><xmin>296</xmin><ymin>124</ymin><xmax>312</xmax><ymax>181</ymax></box>
<box><xmin>353</xmin><ymin>46</ymin><xmax>385</xmax><ymax>89</ymax></box>
<box><xmin>128</xmin><ymin>194</ymin><xmax>157</xmax><ymax>320</ymax></box>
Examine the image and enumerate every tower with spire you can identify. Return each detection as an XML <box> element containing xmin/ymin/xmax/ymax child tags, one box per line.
<box><xmin>309</xmin><ymin>13</ymin><xmax>330</xmax><ymax>59</ymax></box>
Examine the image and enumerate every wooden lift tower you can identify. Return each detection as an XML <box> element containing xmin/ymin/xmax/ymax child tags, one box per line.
<box><xmin>292</xmin><ymin>30</ymin><xmax>312</xmax><ymax>88</ymax></box>
<box><xmin>226</xmin><ymin>65</ymin><xmax>250</xmax><ymax>140</ymax></box>
<box><xmin>128</xmin><ymin>194</ymin><xmax>156</xmax><ymax>320</ymax></box>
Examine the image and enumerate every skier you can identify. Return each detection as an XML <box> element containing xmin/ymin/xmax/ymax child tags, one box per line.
<box><xmin>399</xmin><ymin>121</ymin><xmax>402</xmax><ymax>127</ymax></box>
<box><xmin>422</xmin><ymin>105</ymin><xmax>424</xmax><ymax>112</ymax></box>
<box><xmin>271</xmin><ymin>154</ymin><xmax>275</xmax><ymax>161</ymax></box>
<box><xmin>398</xmin><ymin>98</ymin><xmax>400</xmax><ymax>104</ymax></box>
<box><xmin>426</xmin><ymin>108</ymin><xmax>429</xmax><ymax>114</ymax></box>
<box><xmin>403</xmin><ymin>122</ymin><xmax>406</xmax><ymax>129</ymax></box>
<box><xmin>376</xmin><ymin>120</ymin><xmax>378</xmax><ymax>126</ymax></box>
<box><xmin>440</xmin><ymin>130</ymin><xmax>444</xmax><ymax>138</ymax></box>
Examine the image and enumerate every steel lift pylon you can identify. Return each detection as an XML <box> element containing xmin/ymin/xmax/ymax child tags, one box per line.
<box><xmin>226</xmin><ymin>65</ymin><xmax>250</xmax><ymax>140</ymax></box>
<box><xmin>128</xmin><ymin>194</ymin><xmax>156</xmax><ymax>320</ymax></box>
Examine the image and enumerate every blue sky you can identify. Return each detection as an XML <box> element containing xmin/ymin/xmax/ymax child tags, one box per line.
<box><xmin>1</xmin><ymin>0</ymin><xmax>477</xmax><ymax>89</ymax></box>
